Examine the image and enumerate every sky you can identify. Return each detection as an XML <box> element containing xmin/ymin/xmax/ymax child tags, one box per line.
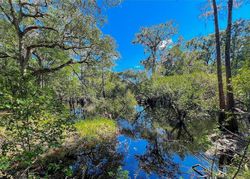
<box><xmin>102</xmin><ymin>0</ymin><xmax>250</xmax><ymax>72</ymax></box>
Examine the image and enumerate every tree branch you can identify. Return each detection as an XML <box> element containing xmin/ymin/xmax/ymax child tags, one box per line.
<box><xmin>21</xmin><ymin>11</ymin><xmax>46</xmax><ymax>18</ymax></box>
<box><xmin>0</xmin><ymin>52</ymin><xmax>11</xmax><ymax>58</ymax></box>
<box><xmin>27</xmin><ymin>42</ymin><xmax>92</xmax><ymax>51</ymax></box>
<box><xmin>232</xmin><ymin>141</ymin><xmax>250</xmax><ymax>179</ymax></box>
<box><xmin>30</xmin><ymin>53</ymin><xmax>91</xmax><ymax>75</ymax></box>
<box><xmin>0</xmin><ymin>4</ymin><xmax>12</xmax><ymax>23</ymax></box>
<box><xmin>22</xmin><ymin>26</ymin><xmax>58</xmax><ymax>36</ymax></box>
<box><xmin>7</xmin><ymin>0</ymin><xmax>19</xmax><ymax>31</ymax></box>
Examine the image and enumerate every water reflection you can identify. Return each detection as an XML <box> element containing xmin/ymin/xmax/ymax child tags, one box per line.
<box><xmin>116</xmin><ymin>134</ymin><xmax>211</xmax><ymax>178</ymax></box>
<box><xmin>70</xmin><ymin>106</ymin><xmax>215</xmax><ymax>178</ymax></box>
<box><xmin>116</xmin><ymin>106</ymin><xmax>214</xmax><ymax>178</ymax></box>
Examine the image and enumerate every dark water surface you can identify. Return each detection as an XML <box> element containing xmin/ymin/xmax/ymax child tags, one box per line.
<box><xmin>115</xmin><ymin>119</ymin><xmax>212</xmax><ymax>179</ymax></box>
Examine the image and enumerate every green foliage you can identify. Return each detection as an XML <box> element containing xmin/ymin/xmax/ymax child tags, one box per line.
<box><xmin>0</xmin><ymin>1</ymin><xmax>130</xmax><ymax>175</ymax></box>
<box><xmin>141</xmin><ymin>71</ymin><xmax>218</xmax><ymax>117</ymax></box>
<box><xmin>68</xmin><ymin>69</ymin><xmax>138</xmax><ymax>120</ymax></box>
<box><xmin>233</xmin><ymin>61</ymin><xmax>250</xmax><ymax>111</ymax></box>
<box><xmin>0</xmin><ymin>76</ymin><xmax>70</xmax><ymax>174</ymax></box>
<box><xmin>95</xmin><ymin>73</ymin><xmax>138</xmax><ymax>119</ymax></box>
<box><xmin>63</xmin><ymin>166</ymin><xmax>74</xmax><ymax>177</ymax></box>
<box><xmin>96</xmin><ymin>90</ymin><xmax>137</xmax><ymax>119</ymax></box>
<box><xmin>74</xmin><ymin>117</ymin><xmax>117</xmax><ymax>141</ymax></box>
<box><xmin>0</xmin><ymin>1</ymin><xmax>249</xmax><ymax>177</ymax></box>
<box><xmin>0</xmin><ymin>156</ymin><xmax>11</xmax><ymax>171</ymax></box>
<box><xmin>225</xmin><ymin>153</ymin><xmax>250</xmax><ymax>178</ymax></box>
<box><xmin>0</xmin><ymin>0</ymin><xmax>118</xmax><ymax>77</ymax></box>
<box><xmin>108</xmin><ymin>166</ymin><xmax>130</xmax><ymax>179</ymax></box>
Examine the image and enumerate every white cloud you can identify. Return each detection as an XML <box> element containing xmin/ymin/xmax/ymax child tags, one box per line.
<box><xmin>158</xmin><ymin>39</ymin><xmax>173</xmax><ymax>50</ymax></box>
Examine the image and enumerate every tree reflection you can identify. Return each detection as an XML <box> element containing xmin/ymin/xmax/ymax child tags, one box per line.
<box><xmin>34</xmin><ymin>137</ymin><xmax>124</xmax><ymax>178</ymax></box>
<box><xmin>73</xmin><ymin>140</ymin><xmax>124</xmax><ymax>178</ymax></box>
<box><xmin>135</xmin><ymin>138</ymin><xmax>180</xmax><ymax>178</ymax></box>
<box><xmin>121</xmin><ymin>105</ymin><xmax>217</xmax><ymax>177</ymax></box>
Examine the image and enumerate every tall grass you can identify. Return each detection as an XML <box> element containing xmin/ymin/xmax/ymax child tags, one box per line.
<box><xmin>74</xmin><ymin>117</ymin><xmax>117</xmax><ymax>141</ymax></box>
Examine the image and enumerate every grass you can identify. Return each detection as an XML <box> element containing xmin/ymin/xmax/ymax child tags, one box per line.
<box><xmin>0</xmin><ymin>126</ymin><xmax>6</xmax><ymax>139</ymax></box>
<box><xmin>74</xmin><ymin>117</ymin><xmax>118</xmax><ymax>141</ymax></box>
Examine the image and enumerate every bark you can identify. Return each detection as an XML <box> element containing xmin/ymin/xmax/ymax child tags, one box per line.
<box><xmin>101</xmin><ymin>66</ymin><xmax>106</xmax><ymax>98</ymax></box>
<box><xmin>7</xmin><ymin>0</ymin><xmax>26</xmax><ymax>76</ymax></box>
<box><xmin>212</xmin><ymin>0</ymin><xmax>226</xmax><ymax>111</ymax></box>
<box><xmin>225</xmin><ymin>0</ymin><xmax>235</xmax><ymax>111</ymax></box>
<box><xmin>152</xmin><ymin>52</ymin><xmax>156</xmax><ymax>75</ymax></box>
<box><xmin>231</xmin><ymin>29</ymin><xmax>238</xmax><ymax>70</ymax></box>
<box><xmin>224</xmin><ymin>0</ymin><xmax>238</xmax><ymax>133</ymax></box>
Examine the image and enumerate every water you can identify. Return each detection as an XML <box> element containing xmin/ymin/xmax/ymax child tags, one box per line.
<box><xmin>72</xmin><ymin>107</ymin><xmax>215</xmax><ymax>178</ymax></box>
<box><xmin>116</xmin><ymin>119</ymin><xmax>212</xmax><ymax>178</ymax></box>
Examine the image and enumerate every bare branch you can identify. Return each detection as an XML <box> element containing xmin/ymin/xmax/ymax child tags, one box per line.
<box><xmin>27</xmin><ymin>42</ymin><xmax>93</xmax><ymax>51</ymax></box>
<box><xmin>22</xmin><ymin>26</ymin><xmax>58</xmax><ymax>36</ymax></box>
<box><xmin>30</xmin><ymin>53</ymin><xmax>91</xmax><ymax>75</ymax></box>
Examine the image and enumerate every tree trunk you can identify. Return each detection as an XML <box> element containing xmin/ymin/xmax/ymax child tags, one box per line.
<box><xmin>212</xmin><ymin>0</ymin><xmax>226</xmax><ymax>111</ymax></box>
<box><xmin>231</xmin><ymin>29</ymin><xmax>238</xmax><ymax>71</ymax></box>
<box><xmin>101</xmin><ymin>66</ymin><xmax>106</xmax><ymax>98</ymax></box>
<box><xmin>152</xmin><ymin>52</ymin><xmax>156</xmax><ymax>75</ymax></box>
<box><xmin>225</xmin><ymin>0</ymin><xmax>238</xmax><ymax>133</ymax></box>
<box><xmin>18</xmin><ymin>35</ymin><xmax>26</xmax><ymax>76</ymax></box>
<box><xmin>225</xmin><ymin>0</ymin><xmax>234</xmax><ymax>111</ymax></box>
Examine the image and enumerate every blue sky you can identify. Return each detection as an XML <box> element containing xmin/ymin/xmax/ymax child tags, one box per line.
<box><xmin>102</xmin><ymin>0</ymin><xmax>250</xmax><ymax>72</ymax></box>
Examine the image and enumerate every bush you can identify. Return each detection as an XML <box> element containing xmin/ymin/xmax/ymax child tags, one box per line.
<box><xmin>233</xmin><ymin>61</ymin><xmax>250</xmax><ymax>111</ymax></box>
<box><xmin>140</xmin><ymin>71</ymin><xmax>218</xmax><ymax>119</ymax></box>
<box><xmin>0</xmin><ymin>76</ymin><xmax>70</xmax><ymax>175</ymax></box>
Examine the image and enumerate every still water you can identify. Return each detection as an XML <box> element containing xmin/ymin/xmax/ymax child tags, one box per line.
<box><xmin>73</xmin><ymin>107</ymin><xmax>216</xmax><ymax>178</ymax></box>
<box><xmin>115</xmin><ymin>119</ymin><xmax>212</xmax><ymax>179</ymax></box>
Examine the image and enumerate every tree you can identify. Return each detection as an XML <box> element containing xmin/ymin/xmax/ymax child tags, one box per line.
<box><xmin>210</xmin><ymin>0</ymin><xmax>240</xmax><ymax>133</ymax></box>
<box><xmin>0</xmin><ymin>0</ymin><xmax>117</xmax><ymax>77</ymax></box>
<box><xmin>185</xmin><ymin>35</ymin><xmax>216</xmax><ymax>66</ymax></box>
<box><xmin>211</xmin><ymin>0</ymin><xmax>226</xmax><ymax>112</ymax></box>
<box><xmin>0</xmin><ymin>0</ymin><xmax>121</xmax><ymax>176</ymax></box>
<box><xmin>231</xmin><ymin>20</ymin><xmax>250</xmax><ymax>71</ymax></box>
<box><xmin>225</xmin><ymin>0</ymin><xmax>234</xmax><ymax>111</ymax></box>
<box><xmin>224</xmin><ymin>0</ymin><xmax>239</xmax><ymax>133</ymax></box>
<box><xmin>185</xmin><ymin>19</ymin><xmax>249</xmax><ymax>74</ymax></box>
<box><xmin>133</xmin><ymin>22</ymin><xmax>177</xmax><ymax>75</ymax></box>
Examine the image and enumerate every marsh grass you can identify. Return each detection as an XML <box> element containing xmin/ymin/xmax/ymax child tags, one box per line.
<box><xmin>74</xmin><ymin>117</ymin><xmax>118</xmax><ymax>142</ymax></box>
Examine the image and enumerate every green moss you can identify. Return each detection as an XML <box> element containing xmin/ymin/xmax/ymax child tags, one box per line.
<box><xmin>74</xmin><ymin>117</ymin><xmax>117</xmax><ymax>141</ymax></box>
